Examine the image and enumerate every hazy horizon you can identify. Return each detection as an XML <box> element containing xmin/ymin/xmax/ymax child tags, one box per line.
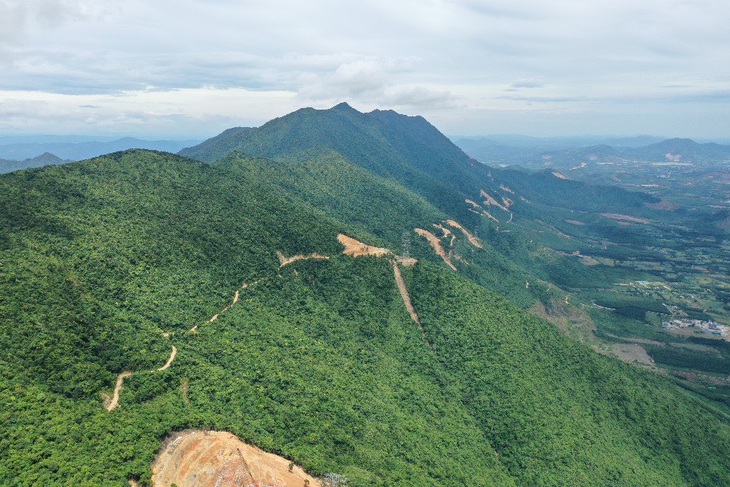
<box><xmin>1</xmin><ymin>124</ymin><xmax>730</xmax><ymax>147</ymax></box>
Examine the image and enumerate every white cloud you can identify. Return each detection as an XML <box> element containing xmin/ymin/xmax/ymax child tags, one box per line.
<box><xmin>0</xmin><ymin>0</ymin><xmax>728</xmax><ymax>137</ymax></box>
<box><xmin>0</xmin><ymin>88</ymin><xmax>299</xmax><ymax>137</ymax></box>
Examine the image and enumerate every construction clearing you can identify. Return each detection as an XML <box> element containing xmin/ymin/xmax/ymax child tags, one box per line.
<box><xmin>151</xmin><ymin>430</ymin><xmax>322</xmax><ymax>487</ymax></box>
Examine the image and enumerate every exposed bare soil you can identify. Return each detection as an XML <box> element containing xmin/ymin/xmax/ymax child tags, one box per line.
<box><xmin>337</xmin><ymin>233</ymin><xmax>415</xmax><ymax>266</ymax></box>
<box><xmin>105</xmin><ymin>371</ymin><xmax>133</xmax><ymax>412</ymax></box>
<box><xmin>602</xmin><ymin>343</ymin><xmax>655</xmax><ymax>366</ymax></box>
<box><xmin>391</xmin><ymin>261</ymin><xmax>419</xmax><ymax>325</ymax></box>
<box><xmin>600</xmin><ymin>213</ymin><xmax>651</xmax><ymax>225</ymax></box>
<box><xmin>480</xmin><ymin>189</ymin><xmax>510</xmax><ymax>212</ymax></box>
<box><xmin>397</xmin><ymin>256</ymin><xmax>418</xmax><ymax>267</ymax></box>
<box><xmin>391</xmin><ymin>260</ymin><xmax>431</xmax><ymax>347</ymax></box>
<box><xmin>465</xmin><ymin>199</ymin><xmax>484</xmax><ymax>211</ymax></box>
<box><xmin>191</xmin><ymin>281</ymin><xmax>258</xmax><ymax>333</ymax></box>
<box><xmin>414</xmin><ymin>228</ymin><xmax>457</xmax><ymax>270</ymax></box>
<box><xmin>157</xmin><ymin>346</ymin><xmax>178</xmax><ymax>371</ymax></box>
<box><xmin>151</xmin><ymin>430</ymin><xmax>322</xmax><ymax>487</ymax></box>
<box><xmin>579</xmin><ymin>256</ymin><xmax>602</xmax><ymax>266</ymax></box>
<box><xmin>444</xmin><ymin>219</ymin><xmax>484</xmax><ymax>249</ymax></box>
<box><xmin>433</xmin><ymin>223</ymin><xmax>456</xmax><ymax>247</ymax></box>
<box><xmin>277</xmin><ymin>250</ymin><xmax>330</xmax><ymax>267</ymax></box>
<box><xmin>647</xmin><ymin>199</ymin><xmax>679</xmax><ymax>211</ymax></box>
<box><xmin>479</xmin><ymin>190</ymin><xmax>513</xmax><ymax>222</ymax></box>
<box><xmin>531</xmin><ymin>300</ymin><xmax>656</xmax><ymax>367</ymax></box>
<box><xmin>530</xmin><ymin>299</ymin><xmax>597</xmax><ymax>346</ymax></box>
<box><xmin>337</xmin><ymin>234</ymin><xmax>392</xmax><ymax>257</ymax></box>
<box><xmin>465</xmin><ymin>199</ymin><xmax>499</xmax><ymax>222</ymax></box>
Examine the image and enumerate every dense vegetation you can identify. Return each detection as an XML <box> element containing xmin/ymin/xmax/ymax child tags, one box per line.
<box><xmin>3</xmin><ymin>105</ymin><xmax>730</xmax><ymax>485</ymax></box>
<box><xmin>2</xmin><ymin>148</ymin><xmax>730</xmax><ymax>486</ymax></box>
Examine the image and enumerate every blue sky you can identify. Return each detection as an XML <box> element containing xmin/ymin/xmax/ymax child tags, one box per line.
<box><xmin>1</xmin><ymin>0</ymin><xmax>729</xmax><ymax>139</ymax></box>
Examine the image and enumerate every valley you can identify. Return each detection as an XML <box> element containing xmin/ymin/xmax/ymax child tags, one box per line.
<box><xmin>454</xmin><ymin>135</ymin><xmax>730</xmax><ymax>404</ymax></box>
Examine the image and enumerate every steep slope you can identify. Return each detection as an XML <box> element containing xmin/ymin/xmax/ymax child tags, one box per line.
<box><xmin>180</xmin><ymin>103</ymin><xmax>676</xmax><ymax>254</ymax></box>
<box><xmin>216</xmin><ymin>151</ymin><xmax>541</xmax><ymax>307</ymax></box>
<box><xmin>181</xmin><ymin>102</ymin><xmax>487</xmax><ymax>226</ymax></box>
<box><xmin>216</xmin><ymin>150</ymin><xmax>447</xmax><ymax>246</ymax></box>
<box><xmin>3</xmin><ymin>150</ymin><xmax>730</xmax><ymax>486</ymax></box>
<box><xmin>186</xmin><ymin>107</ymin><xmax>730</xmax><ymax>397</ymax></box>
<box><xmin>183</xmin><ymin>104</ymin><xmax>670</xmax><ymax>310</ymax></box>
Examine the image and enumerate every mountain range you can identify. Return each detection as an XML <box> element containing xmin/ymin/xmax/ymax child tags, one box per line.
<box><xmin>2</xmin><ymin>104</ymin><xmax>730</xmax><ymax>486</ymax></box>
<box><xmin>0</xmin><ymin>136</ymin><xmax>200</xmax><ymax>164</ymax></box>
<box><xmin>455</xmin><ymin>135</ymin><xmax>730</xmax><ymax>167</ymax></box>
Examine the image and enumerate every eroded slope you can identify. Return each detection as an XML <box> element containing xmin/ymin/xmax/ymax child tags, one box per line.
<box><xmin>152</xmin><ymin>431</ymin><xmax>321</xmax><ymax>487</ymax></box>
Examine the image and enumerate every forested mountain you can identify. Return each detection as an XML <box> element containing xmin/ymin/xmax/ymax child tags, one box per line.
<box><xmin>3</xmin><ymin>106</ymin><xmax>730</xmax><ymax>486</ymax></box>
<box><xmin>181</xmin><ymin>103</ymin><xmax>663</xmax><ymax>230</ymax></box>
<box><xmin>181</xmin><ymin>102</ymin><xmax>493</xmax><ymax>226</ymax></box>
<box><xmin>0</xmin><ymin>152</ymin><xmax>67</xmax><ymax>174</ymax></box>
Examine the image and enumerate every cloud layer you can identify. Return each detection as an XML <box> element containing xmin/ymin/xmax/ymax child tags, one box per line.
<box><xmin>0</xmin><ymin>0</ymin><xmax>728</xmax><ymax>137</ymax></box>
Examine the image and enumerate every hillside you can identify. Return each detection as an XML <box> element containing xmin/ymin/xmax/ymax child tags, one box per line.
<box><xmin>180</xmin><ymin>102</ymin><xmax>491</xmax><ymax>226</ymax></box>
<box><xmin>180</xmin><ymin>104</ymin><xmax>666</xmax><ymax>221</ymax></box>
<box><xmin>184</xmin><ymin>105</ymin><xmax>711</xmax><ymax>352</ymax></box>
<box><xmin>181</xmin><ymin>104</ymin><xmax>675</xmax><ymax>305</ymax></box>
<box><xmin>3</xmin><ymin>149</ymin><xmax>730</xmax><ymax>486</ymax></box>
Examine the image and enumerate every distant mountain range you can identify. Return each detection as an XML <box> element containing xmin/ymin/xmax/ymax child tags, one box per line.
<box><xmin>0</xmin><ymin>136</ymin><xmax>201</xmax><ymax>162</ymax></box>
<box><xmin>454</xmin><ymin>136</ymin><xmax>730</xmax><ymax>167</ymax></box>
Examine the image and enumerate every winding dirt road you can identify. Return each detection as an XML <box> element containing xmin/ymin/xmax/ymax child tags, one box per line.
<box><xmin>445</xmin><ymin>219</ymin><xmax>484</xmax><ymax>249</ymax></box>
<box><xmin>391</xmin><ymin>260</ymin><xmax>431</xmax><ymax>347</ymax></box>
<box><xmin>415</xmin><ymin>228</ymin><xmax>457</xmax><ymax>270</ymax></box>
<box><xmin>106</xmin><ymin>371</ymin><xmax>133</xmax><ymax>412</ymax></box>
<box><xmin>277</xmin><ymin>250</ymin><xmax>330</xmax><ymax>267</ymax></box>
<box><xmin>157</xmin><ymin>346</ymin><xmax>178</xmax><ymax>371</ymax></box>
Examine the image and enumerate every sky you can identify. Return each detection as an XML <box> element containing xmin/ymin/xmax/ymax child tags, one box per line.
<box><xmin>1</xmin><ymin>0</ymin><xmax>729</xmax><ymax>139</ymax></box>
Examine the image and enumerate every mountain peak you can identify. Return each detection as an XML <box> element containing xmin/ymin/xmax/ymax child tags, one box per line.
<box><xmin>331</xmin><ymin>101</ymin><xmax>359</xmax><ymax>113</ymax></box>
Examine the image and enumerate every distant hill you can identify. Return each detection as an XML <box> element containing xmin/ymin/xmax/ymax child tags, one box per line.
<box><xmin>0</xmin><ymin>152</ymin><xmax>68</xmax><ymax>174</ymax></box>
<box><xmin>629</xmin><ymin>138</ymin><xmax>730</xmax><ymax>163</ymax></box>
<box><xmin>454</xmin><ymin>136</ymin><xmax>730</xmax><ymax>167</ymax></box>
<box><xmin>0</xmin><ymin>137</ymin><xmax>201</xmax><ymax>161</ymax></box>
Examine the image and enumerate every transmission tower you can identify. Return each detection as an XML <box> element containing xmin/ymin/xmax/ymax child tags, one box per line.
<box><xmin>401</xmin><ymin>231</ymin><xmax>411</xmax><ymax>258</ymax></box>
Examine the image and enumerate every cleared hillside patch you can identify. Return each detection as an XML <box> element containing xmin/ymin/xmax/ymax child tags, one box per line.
<box><xmin>151</xmin><ymin>431</ymin><xmax>322</xmax><ymax>487</ymax></box>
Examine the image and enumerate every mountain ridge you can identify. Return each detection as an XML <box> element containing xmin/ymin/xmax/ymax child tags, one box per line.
<box><xmin>0</xmin><ymin>137</ymin><xmax>201</xmax><ymax>162</ymax></box>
